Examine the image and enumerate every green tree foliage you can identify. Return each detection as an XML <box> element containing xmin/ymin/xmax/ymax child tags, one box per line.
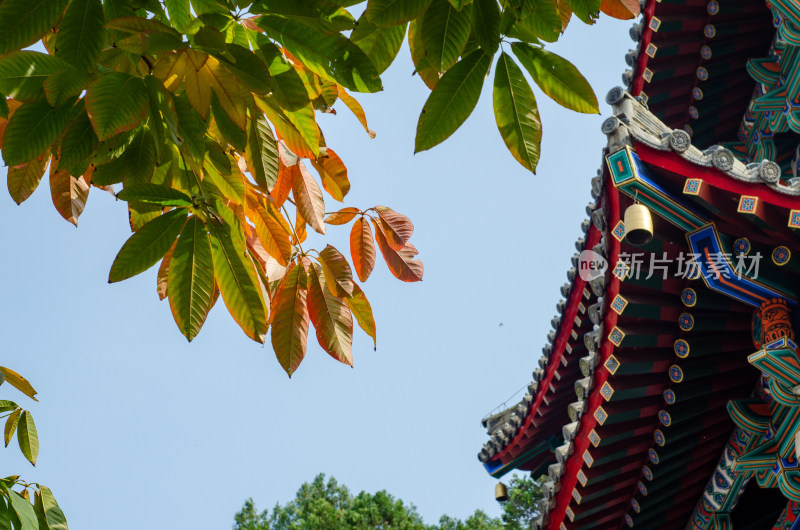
<box><xmin>233</xmin><ymin>473</ymin><xmax>544</xmax><ymax>530</ymax></box>
<box><xmin>0</xmin><ymin>0</ymin><xmax>638</xmax><ymax>377</ymax></box>
<box><xmin>0</xmin><ymin>367</ymin><xmax>68</xmax><ymax>530</ymax></box>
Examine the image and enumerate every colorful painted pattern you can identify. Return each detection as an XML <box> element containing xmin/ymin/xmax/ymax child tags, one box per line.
<box><xmin>612</xmin><ymin>220</ymin><xmax>626</xmax><ymax>242</ymax></box>
<box><xmin>682</xmin><ymin>288</ymin><xmax>698</xmax><ymax>307</ymax></box>
<box><xmin>609</xmin><ymin>326</ymin><xmax>625</xmax><ymax>346</ymax></box>
<box><xmin>679</xmin><ymin>313</ymin><xmax>695</xmax><ymax>331</ymax></box>
<box><xmin>734</xmin><ymin>238</ymin><xmax>751</xmax><ymax>256</ymax></box>
<box><xmin>611</xmin><ymin>294</ymin><xmax>628</xmax><ymax>315</ymax></box>
<box><xmin>773</xmin><ymin>246</ymin><xmax>792</xmax><ymax>266</ymax></box>
<box><xmin>738</xmin><ymin>196</ymin><xmax>758</xmax><ymax>213</ymax></box>
<box><xmin>789</xmin><ymin>210</ymin><xmax>800</xmax><ymax>229</ymax></box>
<box><xmin>675</xmin><ymin>339</ymin><xmax>690</xmax><ymax>358</ymax></box>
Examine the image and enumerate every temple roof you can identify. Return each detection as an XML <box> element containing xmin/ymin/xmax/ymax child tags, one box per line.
<box><xmin>478</xmin><ymin>0</ymin><xmax>800</xmax><ymax>527</ymax></box>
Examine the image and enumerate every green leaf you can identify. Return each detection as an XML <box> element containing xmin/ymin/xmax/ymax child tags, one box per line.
<box><xmin>350</xmin><ymin>15</ymin><xmax>407</xmax><ymax>74</ymax></box>
<box><xmin>212</xmin><ymin>93</ymin><xmax>246</xmax><ymax>151</ymax></box>
<box><xmin>105</xmin><ymin>16</ymin><xmax>182</xmax><ymax>37</ymax></box>
<box><xmin>43</xmin><ymin>68</ymin><xmax>91</xmax><ymax>107</ymax></box>
<box><xmin>7</xmin><ymin>153</ymin><xmax>49</xmax><ymax>205</ymax></box>
<box><xmin>245</xmin><ymin>112</ymin><xmax>280</xmax><ymax>191</ymax></box>
<box><xmin>220</xmin><ymin>44</ymin><xmax>272</xmax><ymax>95</ymax></box>
<box><xmin>0</xmin><ymin>402</ymin><xmax>17</xmax><ymax>414</ymax></box>
<box><xmin>251</xmin><ymin>0</ymin><xmax>356</xmax><ymax>31</ymax></box>
<box><xmin>168</xmin><ymin>216</ymin><xmax>215</xmax><ymax>341</ymax></box>
<box><xmin>117</xmin><ymin>184</ymin><xmax>193</xmax><ymax>207</ymax></box>
<box><xmin>57</xmin><ymin>110</ymin><xmax>99</xmax><ymax>177</ymax></box>
<box><xmin>503</xmin><ymin>0</ymin><xmax>561</xmax><ymax>42</ymax></box>
<box><xmin>449</xmin><ymin>0</ymin><xmax>474</xmax><ymax>9</ymax></box>
<box><xmin>165</xmin><ymin>0</ymin><xmax>192</xmax><ymax>32</ymax></box>
<box><xmin>566</xmin><ymin>0</ymin><xmax>599</xmax><ymax>23</ymax></box>
<box><xmin>173</xmin><ymin>94</ymin><xmax>207</xmax><ymax>163</ymax></box>
<box><xmin>365</xmin><ymin>0</ymin><xmax>432</xmax><ymax>26</ymax></box>
<box><xmin>0</xmin><ymin>0</ymin><xmax>70</xmax><ymax>55</ymax></box>
<box><xmin>16</xmin><ymin>412</ymin><xmax>37</xmax><ymax>466</ymax></box>
<box><xmin>419</xmin><ymin>0</ymin><xmax>474</xmax><ymax>71</ymax></box>
<box><xmin>7</xmin><ymin>491</ymin><xmax>36</xmax><ymax>530</ymax></box>
<box><xmin>0</xmin><ymin>495</ymin><xmax>13</xmax><ymax>530</ymax></box>
<box><xmin>85</xmin><ymin>72</ymin><xmax>150</xmax><ymax>140</ymax></box>
<box><xmin>493</xmin><ymin>52</ymin><xmax>542</xmax><ymax>172</ymax></box>
<box><xmin>256</xmin><ymin>15</ymin><xmax>383</xmax><ymax>93</ymax></box>
<box><xmin>471</xmin><ymin>0</ymin><xmax>501</xmax><ymax>53</ymax></box>
<box><xmin>414</xmin><ymin>49</ymin><xmax>491</xmax><ymax>153</ymax></box>
<box><xmin>4</xmin><ymin>410</ymin><xmax>20</xmax><ymax>447</ymax></box>
<box><xmin>345</xmin><ymin>282</ymin><xmax>376</xmax><ymax>350</ymax></box>
<box><xmin>208</xmin><ymin>218</ymin><xmax>268</xmax><ymax>343</ymax></box>
<box><xmin>121</xmin><ymin>127</ymin><xmax>157</xmax><ymax>185</ymax></box>
<box><xmin>108</xmin><ymin>208</ymin><xmax>188</xmax><ymax>283</ymax></box>
<box><xmin>0</xmin><ymin>98</ymin><xmax>8</xmax><ymax>120</ymax></box>
<box><xmin>34</xmin><ymin>487</ymin><xmax>67</xmax><ymax>530</ymax></box>
<box><xmin>2</xmin><ymin>102</ymin><xmax>72</xmax><ymax>166</ymax></box>
<box><xmin>0</xmin><ymin>52</ymin><xmax>73</xmax><ymax>103</ymax></box>
<box><xmin>56</xmin><ymin>0</ymin><xmax>105</xmax><ymax>72</ymax></box>
<box><xmin>257</xmin><ymin>42</ymin><xmax>311</xmax><ymax>112</ymax></box>
<box><xmin>511</xmin><ymin>43</ymin><xmax>598</xmax><ymax>113</ymax></box>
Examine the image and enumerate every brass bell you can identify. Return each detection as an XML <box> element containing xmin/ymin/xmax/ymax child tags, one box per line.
<box><xmin>623</xmin><ymin>203</ymin><xmax>654</xmax><ymax>246</ymax></box>
<box><xmin>495</xmin><ymin>482</ymin><xmax>509</xmax><ymax>502</ymax></box>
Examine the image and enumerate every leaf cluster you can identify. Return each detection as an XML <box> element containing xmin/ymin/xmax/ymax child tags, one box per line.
<box><xmin>0</xmin><ymin>0</ymin><xmax>636</xmax><ymax>374</ymax></box>
<box><xmin>0</xmin><ymin>0</ymin><xmax>430</xmax><ymax>376</ymax></box>
<box><xmin>0</xmin><ymin>368</ymin><xmax>68</xmax><ymax>530</ymax></box>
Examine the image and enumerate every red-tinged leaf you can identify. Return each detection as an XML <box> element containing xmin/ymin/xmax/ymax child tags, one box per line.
<box><xmin>346</xmin><ymin>282</ymin><xmax>376</xmax><ymax>350</ymax></box>
<box><xmin>325</xmin><ymin>207</ymin><xmax>360</xmax><ymax>225</ymax></box>
<box><xmin>157</xmin><ymin>240</ymin><xmax>175</xmax><ymax>300</ymax></box>
<box><xmin>600</xmin><ymin>0</ymin><xmax>638</xmax><ymax>19</ymax></box>
<box><xmin>272</xmin><ymin>162</ymin><xmax>295</xmax><ymax>208</ymax></box>
<box><xmin>350</xmin><ymin>217</ymin><xmax>376</xmax><ymax>282</ymax></box>
<box><xmin>291</xmin><ymin>161</ymin><xmax>325</xmax><ymax>234</ymax></box>
<box><xmin>50</xmin><ymin>167</ymin><xmax>89</xmax><ymax>226</ymax></box>
<box><xmin>270</xmin><ymin>263</ymin><xmax>310</xmax><ymax>377</ymax></box>
<box><xmin>336</xmin><ymin>86</ymin><xmax>375</xmax><ymax>138</ymax></box>
<box><xmin>7</xmin><ymin>152</ymin><xmax>49</xmax><ymax>205</ymax></box>
<box><xmin>318</xmin><ymin>244</ymin><xmax>354</xmax><ymax>297</ymax></box>
<box><xmin>307</xmin><ymin>263</ymin><xmax>353</xmax><ymax>366</ymax></box>
<box><xmin>372</xmin><ymin>219</ymin><xmax>424</xmax><ymax>282</ymax></box>
<box><xmin>312</xmin><ymin>148</ymin><xmax>349</xmax><ymax>201</ymax></box>
<box><xmin>246</xmin><ymin>193</ymin><xmax>293</xmax><ymax>266</ymax></box>
<box><xmin>375</xmin><ymin>206</ymin><xmax>413</xmax><ymax>251</ymax></box>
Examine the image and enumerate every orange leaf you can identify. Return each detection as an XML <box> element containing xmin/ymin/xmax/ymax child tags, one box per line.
<box><xmin>307</xmin><ymin>263</ymin><xmax>353</xmax><ymax>366</ymax></box>
<box><xmin>157</xmin><ymin>241</ymin><xmax>176</xmax><ymax>301</ymax></box>
<box><xmin>336</xmin><ymin>86</ymin><xmax>375</xmax><ymax>138</ymax></box>
<box><xmin>375</xmin><ymin>206</ymin><xmax>413</xmax><ymax>251</ymax></box>
<box><xmin>345</xmin><ymin>283</ymin><xmax>376</xmax><ymax>350</ymax></box>
<box><xmin>294</xmin><ymin>208</ymin><xmax>307</xmax><ymax>244</ymax></box>
<box><xmin>50</xmin><ymin>165</ymin><xmax>89</xmax><ymax>227</ymax></box>
<box><xmin>600</xmin><ymin>0</ymin><xmax>639</xmax><ymax>19</ymax></box>
<box><xmin>291</xmin><ymin>161</ymin><xmax>325</xmax><ymax>234</ymax></box>
<box><xmin>372</xmin><ymin>219</ymin><xmax>423</xmax><ymax>282</ymax></box>
<box><xmin>270</xmin><ymin>263</ymin><xmax>310</xmax><ymax>377</ymax></box>
<box><xmin>272</xmin><ymin>162</ymin><xmax>294</xmax><ymax>208</ymax></box>
<box><xmin>317</xmin><ymin>244</ymin><xmax>354</xmax><ymax>298</ymax></box>
<box><xmin>350</xmin><ymin>217</ymin><xmax>376</xmax><ymax>282</ymax></box>
<box><xmin>312</xmin><ymin>148</ymin><xmax>350</xmax><ymax>201</ymax></box>
<box><xmin>246</xmin><ymin>193</ymin><xmax>293</xmax><ymax>266</ymax></box>
<box><xmin>325</xmin><ymin>207</ymin><xmax>360</xmax><ymax>225</ymax></box>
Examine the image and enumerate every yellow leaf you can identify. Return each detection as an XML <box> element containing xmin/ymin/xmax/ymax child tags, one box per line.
<box><xmin>0</xmin><ymin>367</ymin><xmax>38</xmax><ymax>401</ymax></box>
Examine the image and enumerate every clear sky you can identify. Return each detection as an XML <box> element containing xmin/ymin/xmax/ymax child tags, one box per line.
<box><xmin>1</xmin><ymin>14</ymin><xmax>632</xmax><ymax>529</ymax></box>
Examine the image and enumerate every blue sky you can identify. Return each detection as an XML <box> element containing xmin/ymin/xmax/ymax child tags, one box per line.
<box><xmin>1</xmin><ymin>14</ymin><xmax>631</xmax><ymax>529</ymax></box>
